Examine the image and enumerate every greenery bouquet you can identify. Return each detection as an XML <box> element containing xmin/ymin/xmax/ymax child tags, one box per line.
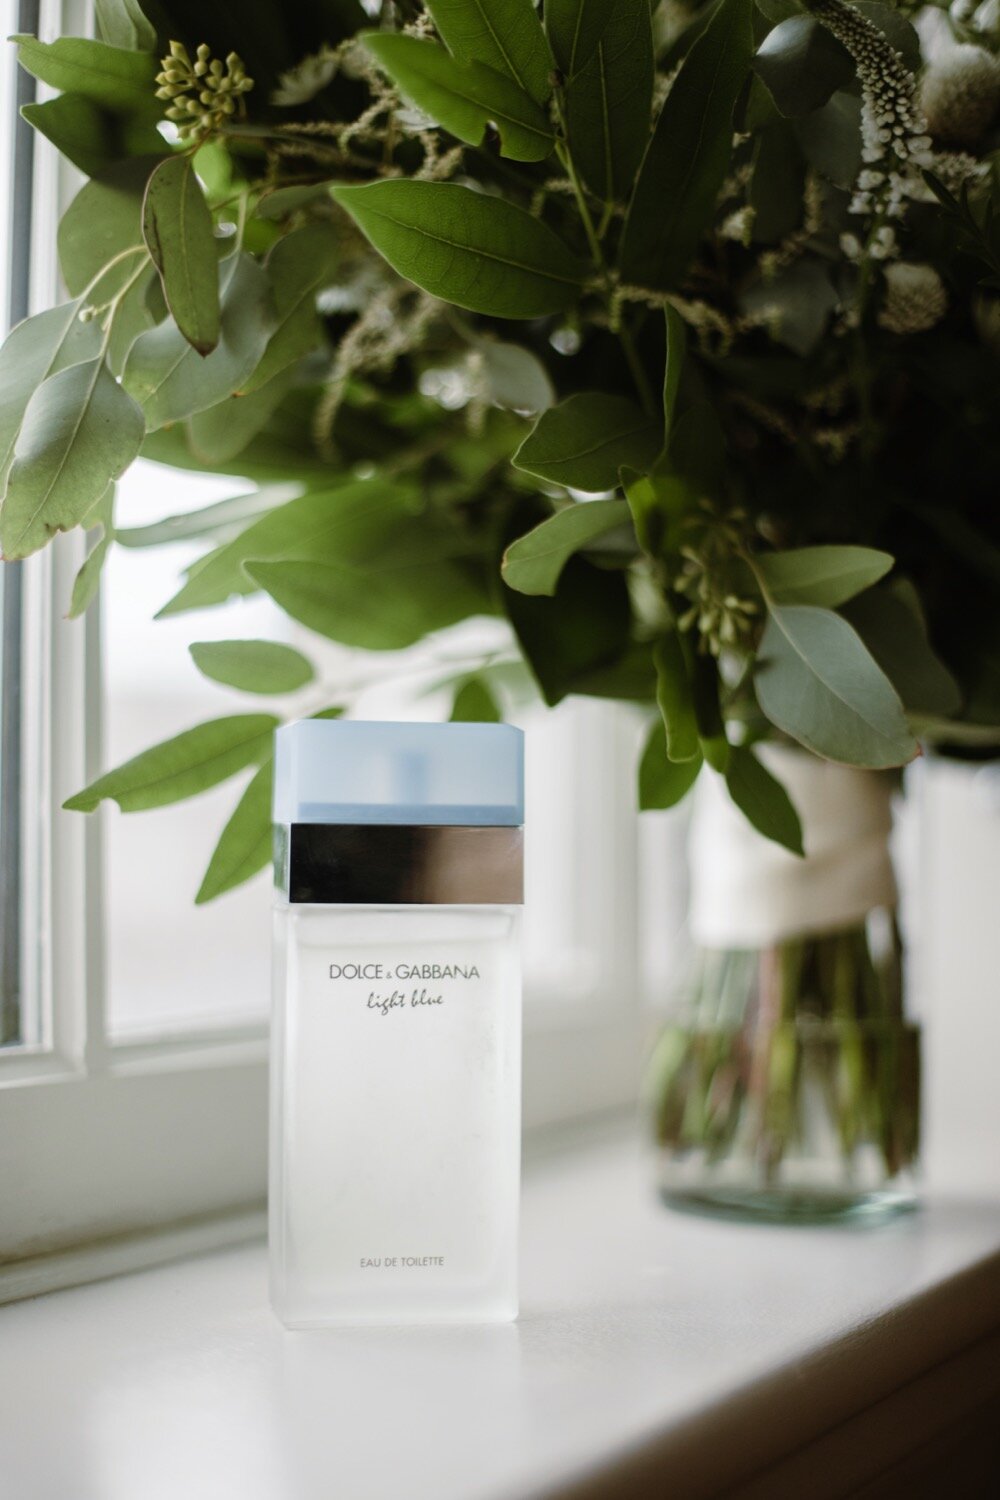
<box><xmin>2</xmin><ymin>0</ymin><xmax>999</xmax><ymax>1210</ymax></box>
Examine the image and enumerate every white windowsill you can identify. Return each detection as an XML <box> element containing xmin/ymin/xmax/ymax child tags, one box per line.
<box><xmin>1</xmin><ymin>1132</ymin><xmax>999</xmax><ymax>1500</ymax></box>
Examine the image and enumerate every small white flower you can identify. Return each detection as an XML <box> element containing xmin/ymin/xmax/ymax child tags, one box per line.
<box><xmin>878</xmin><ymin>262</ymin><xmax>948</xmax><ymax>333</ymax></box>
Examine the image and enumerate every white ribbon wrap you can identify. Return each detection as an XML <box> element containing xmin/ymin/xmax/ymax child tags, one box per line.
<box><xmin>689</xmin><ymin>746</ymin><xmax>897</xmax><ymax>949</ymax></box>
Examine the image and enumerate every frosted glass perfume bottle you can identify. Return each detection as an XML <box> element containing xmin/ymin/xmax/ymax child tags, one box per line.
<box><xmin>270</xmin><ymin>719</ymin><xmax>524</xmax><ymax>1327</ymax></box>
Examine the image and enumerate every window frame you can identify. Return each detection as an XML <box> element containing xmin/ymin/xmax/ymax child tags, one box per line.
<box><xmin>0</xmin><ymin>0</ymin><xmax>646</xmax><ymax>1295</ymax></box>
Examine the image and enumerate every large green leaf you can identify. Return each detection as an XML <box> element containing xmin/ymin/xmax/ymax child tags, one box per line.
<box><xmin>473</xmin><ymin>336</ymin><xmax>554</xmax><ymax>412</ymax></box>
<box><xmin>620</xmin><ymin>0</ymin><xmax>754</xmax><ymax>288</ymax></box>
<box><xmin>189</xmin><ymin>639</ymin><xmax>314</xmax><ymax>694</ymax></box>
<box><xmin>755</xmin><ymin>605</ymin><xmax>918</xmax><ymax>768</ymax></box>
<box><xmin>142</xmin><ymin>155</ymin><xmax>221</xmax><ymax>355</ymax></box>
<box><xmin>0</xmin><ymin>302</ymin><xmax>101</xmax><ymax>483</ymax></box>
<box><xmin>638</xmin><ymin>723</ymin><xmax>701</xmax><ymax>810</ymax></box>
<box><xmin>330</xmin><ymin>181</ymin><xmax>585</xmax><ymax>319</ymax></box>
<box><xmin>513</xmin><ymin>392</ymin><xmax>661</xmax><ymax>489</ymax></box>
<box><xmin>122</xmin><ymin>254</ymin><xmax>274</xmax><ymax>427</ymax></box>
<box><xmin>57</xmin><ymin>158</ymin><xmax>153</xmax><ymax>296</ymax></box>
<box><xmin>187</xmin><ymin>371</ymin><xmax>294</xmax><ymax>465</ymax></box>
<box><xmin>94</xmin><ymin>0</ymin><xmax>157</xmax><ymax>51</ymax></box>
<box><xmin>68</xmin><ymin>486</ymin><xmax>115</xmax><ymax>618</ymax></box>
<box><xmin>752</xmin><ymin>17</ymin><xmax>852</xmax><ymax>118</ymax></box>
<box><xmin>196</xmin><ymin>759</ymin><xmax>274</xmax><ymax>904</ymax></box>
<box><xmin>1</xmin><ymin>358</ymin><xmax>144</xmax><ymax>560</ymax></box>
<box><xmin>755</xmin><ymin>545</ymin><xmax>894</xmax><ymax>608</ymax></box>
<box><xmin>842</xmin><ymin>587</ymin><xmax>962</xmax><ymax>718</ymax></box>
<box><xmin>14</xmin><ymin>35</ymin><xmax>160</xmax><ymax>116</ymax></box>
<box><xmin>739</xmin><ymin>259</ymin><xmax>839</xmax><ymax>357</ymax></box>
<box><xmin>503</xmin><ymin>553</ymin><xmax>632</xmax><ymax>705</ymax></box>
<box><xmin>424</xmin><ymin>0</ymin><xmax>553</xmax><ymax>103</ymax></box>
<box><xmin>502</xmin><ymin>498</ymin><xmax>630</xmax><ymax>595</ymax></box>
<box><xmin>242</xmin><ymin>224</ymin><xmax>339</xmax><ymax>393</ymax></box>
<box><xmin>246</xmin><ymin>556</ymin><xmax>486</xmax><ymax>650</ymax></box>
<box><xmin>564</xmin><ymin>0</ymin><xmax>654</xmax><ymax>203</ymax></box>
<box><xmin>654</xmin><ymin>631</ymin><xmax>700</xmax><ymax>763</ymax></box>
<box><xmin>64</xmin><ymin>713</ymin><xmax>278</xmax><ymax>812</ymax></box>
<box><xmin>363</xmin><ymin>33</ymin><xmax>554</xmax><ymax>162</ymax></box>
<box><xmin>157</xmin><ymin>480</ymin><xmax>418</xmax><ymax>615</ymax></box>
<box><xmin>724</xmin><ymin>745</ymin><xmax>803</xmax><ymax>855</ymax></box>
<box><xmin>546</xmin><ymin>0</ymin><xmax>615</xmax><ymax>79</ymax></box>
<box><xmin>22</xmin><ymin>95</ymin><xmax>119</xmax><ymax>179</ymax></box>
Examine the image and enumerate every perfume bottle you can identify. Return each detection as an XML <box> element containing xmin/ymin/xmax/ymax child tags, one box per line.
<box><xmin>270</xmin><ymin>719</ymin><xmax>524</xmax><ymax>1327</ymax></box>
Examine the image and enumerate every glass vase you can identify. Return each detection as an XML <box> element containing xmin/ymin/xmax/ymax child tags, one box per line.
<box><xmin>646</xmin><ymin>749</ymin><xmax>921</xmax><ymax>1222</ymax></box>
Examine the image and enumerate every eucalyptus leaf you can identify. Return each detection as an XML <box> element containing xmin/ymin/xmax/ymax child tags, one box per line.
<box><xmin>14</xmin><ymin>35</ymin><xmax>160</xmax><ymax>116</ymax></box>
<box><xmin>749</xmin><ymin>121</ymin><xmax>807</xmax><ymax>243</ymax></box>
<box><xmin>21</xmin><ymin>95</ymin><xmax>118</xmax><ymax>179</ymax></box>
<box><xmin>503</xmin><ymin>553</ymin><xmax>632</xmax><ymax>705</ymax></box>
<box><xmin>68</xmin><ymin>486</ymin><xmax>115</xmax><ymax>619</ymax></box>
<box><xmin>424</xmin><ymin>0</ymin><xmax>553</xmax><ymax>103</ymax></box>
<box><xmin>330</xmin><ymin>181</ymin><xmax>585</xmax><ymax>319</ymax></box>
<box><xmin>795</xmin><ymin>91</ymin><xmax>861</xmax><ymax>190</ymax></box>
<box><xmin>450</xmin><ymin>677</ymin><xmax>502</xmax><ymax>722</ymax></box>
<box><xmin>188</xmin><ymin>371</ymin><xmax>295</xmax><ymax>465</ymax></box>
<box><xmin>513</xmin><ymin>392</ymin><xmax>661</xmax><ymax>490</ymax></box>
<box><xmin>142</xmin><ymin>155</ymin><xmax>221</xmax><ymax>355</ymax></box>
<box><xmin>662</xmin><ymin>304</ymin><xmax>687</xmax><ymax>451</ymax></box>
<box><xmin>752</xmin><ymin>17</ymin><xmax>852</xmax><ymax>118</ymax></box>
<box><xmin>122</xmin><ymin>254</ymin><xmax>274</xmax><ymax>428</ymax></box>
<box><xmin>196</xmin><ymin>759</ymin><xmax>273</xmax><ymax>903</ymax></box>
<box><xmin>740</xmin><ymin>259</ymin><xmax>839</xmax><ymax>356</ymax></box>
<box><xmin>755</xmin><ymin>545</ymin><xmax>894</xmax><ymax>607</ymax></box>
<box><xmin>247</xmin><ymin>556</ymin><xmax>486</xmax><ymax>650</ymax></box>
<box><xmin>64</xmin><ymin>713</ymin><xmax>278</xmax><ymax>812</ymax></box>
<box><xmin>363</xmin><ymin>33</ymin><xmax>554</xmax><ymax>161</ymax></box>
<box><xmin>94</xmin><ymin>0</ymin><xmax>156</xmax><ymax>51</ymax></box>
<box><xmin>755</xmin><ymin>605</ymin><xmax>918</xmax><ymax>768</ymax></box>
<box><xmin>189</xmin><ymin>638</ymin><xmax>314</xmax><ymax>694</ymax></box>
<box><xmin>502</xmin><ymin>498</ymin><xmax>631</xmax><ymax>595</ymax></box>
<box><xmin>724</xmin><ymin>745</ymin><xmax>804</xmax><ymax>855</ymax></box>
<box><xmin>654</xmin><ymin>631</ymin><xmax>700</xmax><ymax>763</ymax></box>
<box><xmin>1</xmin><ymin>359</ymin><xmax>144</xmax><ymax>561</ymax></box>
<box><xmin>620</xmin><ymin>0</ymin><xmax>754</xmax><ymax>288</ymax></box>
<box><xmin>242</xmin><ymin>224</ymin><xmax>339</xmax><ymax>394</ymax></box>
<box><xmin>0</xmin><ymin>301</ymin><xmax>102</xmax><ymax>483</ymax></box>
<box><xmin>57</xmin><ymin>157</ymin><xmax>155</xmax><ymax>297</ymax></box>
<box><xmin>638</xmin><ymin>722</ymin><xmax>702</xmax><ymax>811</ymax></box>
<box><xmin>546</xmin><ymin>0</ymin><xmax>615</xmax><ymax>79</ymax></box>
<box><xmin>842</xmin><ymin>588</ymin><xmax>962</xmax><ymax>718</ymax></box>
<box><xmin>564</xmin><ymin>0</ymin><xmax>654</xmax><ymax>203</ymax></box>
<box><xmin>474</xmin><ymin>337</ymin><xmax>554</xmax><ymax>412</ymax></box>
<box><xmin>116</xmin><ymin>485</ymin><xmax>294</xmax><ymax>549</ymax></box>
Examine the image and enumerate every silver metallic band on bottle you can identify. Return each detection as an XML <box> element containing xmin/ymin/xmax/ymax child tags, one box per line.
<box><xmin>277</xmin><ymin>823</ymin><xmax>524</xmax><ymax>905</ymax></box>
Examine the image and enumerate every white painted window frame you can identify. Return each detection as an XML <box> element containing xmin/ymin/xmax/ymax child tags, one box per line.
<box><xmin>0</xmin><ymin>0</ymin><xmax>646</xmax><ymax>1293</ymax></box>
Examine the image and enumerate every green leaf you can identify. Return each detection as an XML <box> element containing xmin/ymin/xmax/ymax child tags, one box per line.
<box><xmin>195</xmin><ymin>759</ymin><xmax>274</xmax><ymax>903</ymax></box>
<box><xmin>755</xmin><ymin>605</ymin><xmax>918</xmax><ymax>768</ymax></box>
<box><xmin>142</xmin><ymin>155</ymin><xmax>221</xmax><ymax>355</ymax></box>
<box><xmin>503</xmin><ymin>553</ymin><xmax>631</xmax><ymax>705</ymax></box>
<box><xmin>424</xmin><ymin>0</ymin><xmax>553</xmax><ymax>103</ymax></box>
<box><xmin>64</xmin><ymin>714</ymin><xmax>278</xmax><ymax>812</ymax></box>
<box><xmin>620</xmin><ymin>0</ymin><xmax>754</xmax><ymax>288</ymax></box>
<box><xmin>116</xmin><ymin>486</ymin><xmax>287</xmax><ymax>549</ymax></box>
<box><xmin>724</xmin><ymin>745</ymin><xmax>803</xmax><ymax>855</ymax></box>
<box><xmin>1</xmin><ymin>359</ymin><xmax>144</xmax><ymax>561</ymax></box>
<box><xmin>752</xmin><ymin>17</ymin><xmax>852</xmax><ymax>118</ymax></box>
<box><xmin>755</xmin><ymin>545</ymin><xmax>894</xmax><ymax>608</ymax></box>
<box><xmin>842</xmin><ymin>588</ymin><xmax>962</xmax><ymax>719</ymax></box>
<box><xmin>513</xmin><ymin>392</ymin><xmax>661</xmax><ymax>490</ymax></box>
<box><xmin>246</xmin><ymin>557</ymin><xmax>485</xmax><ymax>651</ymax></box>
<box><xmin>638</xmin><ymin>722</ymin><xmax>701</xmax><ymax>810</ymax></box>
<box><xmin>450</xmin><ymin>677</ymin><xmax>502</xmax><ymax>722</ymax></box>
<box><xmin>795</xmin><ymin>91</ymin><xmax>861</xmax><ymax>190</ymax></box>
<box><xmin>545</xmin><ymin>0</ymin><xmax>615</xmax><ymax>79</ymax></box>
<box><xmin>363</xmin><ymin>33</ymin><xmax>554</xmax><ymax>162</ymax></box>
<box><xmin>0</xmin><ymin>302</ymin><xmax>102</xmax><ymax>484</ymax></box>
<box><xmin>739</xmin><ymin>259</ymin><xmax>839</xmax><ymax>356</ymax></box>
<box><xmin>330</xmin><ymin>181</ymin><xmax>585</xmax><ymax>319</ymax></box>
<box><xmin>57</xmin><ymin>158</ymin><xmax>153</xmax><ymax>297</ymax></box>
<box><xmin>502</xmin><ymin>498</ymin><xmax>630</xmax><ymax>595</ymax></box>
<box><xmin>68</xmin><ymin>486</ymin><xmax>115</xmax><ymax>619</ymax></box>
<box><xmin>157</xmin><ymin>480</ymin><xmax>419</xmax><ymax>616</ymax></box>
<box><xmin>563</xmin><ymin>0</ymin><xmax>654</xmax><ymax>202</ymax></box>
<box><xmin>662</xmin><ymin>303</ymin><xmax>687</xmax><ymax>451</ymax></box>
<box><xmin>122</xmin><ymin>253</ymin><xmax>274</xmax><ymax>428</ymax></box>
<box><xmin>654</xmin><ymin>631</ymin><xmax>700</xmax><ymax>763</ymax></box>
<box><xmin>21</xmin><ymin>95</ymin><xmax>118</xmax><ymax>179</ymax></box>
<box><xmin>14</xmin><ymin>35</ymin><xmax>160</xmax><ymax>115</ymax></box>
<box><xmin>94</xmin><ymin>0</ymin><xmax>157</xmax><ymax>51</ymax></box>
<box><xmin>187</xmin><ymin>371</ymin><xmax>295</xmax><ymax>465</ymax></box>
<box><xmin>242</xmin><ymin>224</ymin><xmax>339</xmax><ymax>394</ymax></box>
<box><xmin>189</xmin><ymin>639</ymin><xmax>314</xmax><ymax>695</ymax></box>
<box><xmin>473</xmin><ymin>337</ymin><xmax>554</xmax><ymax>412</ymax></box>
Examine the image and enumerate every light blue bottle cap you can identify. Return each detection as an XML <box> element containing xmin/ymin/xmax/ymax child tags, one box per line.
<box><xmin>273</xmin><ymin>719</ymin><xmax>524</xmax><ymax>826</ymax></box>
